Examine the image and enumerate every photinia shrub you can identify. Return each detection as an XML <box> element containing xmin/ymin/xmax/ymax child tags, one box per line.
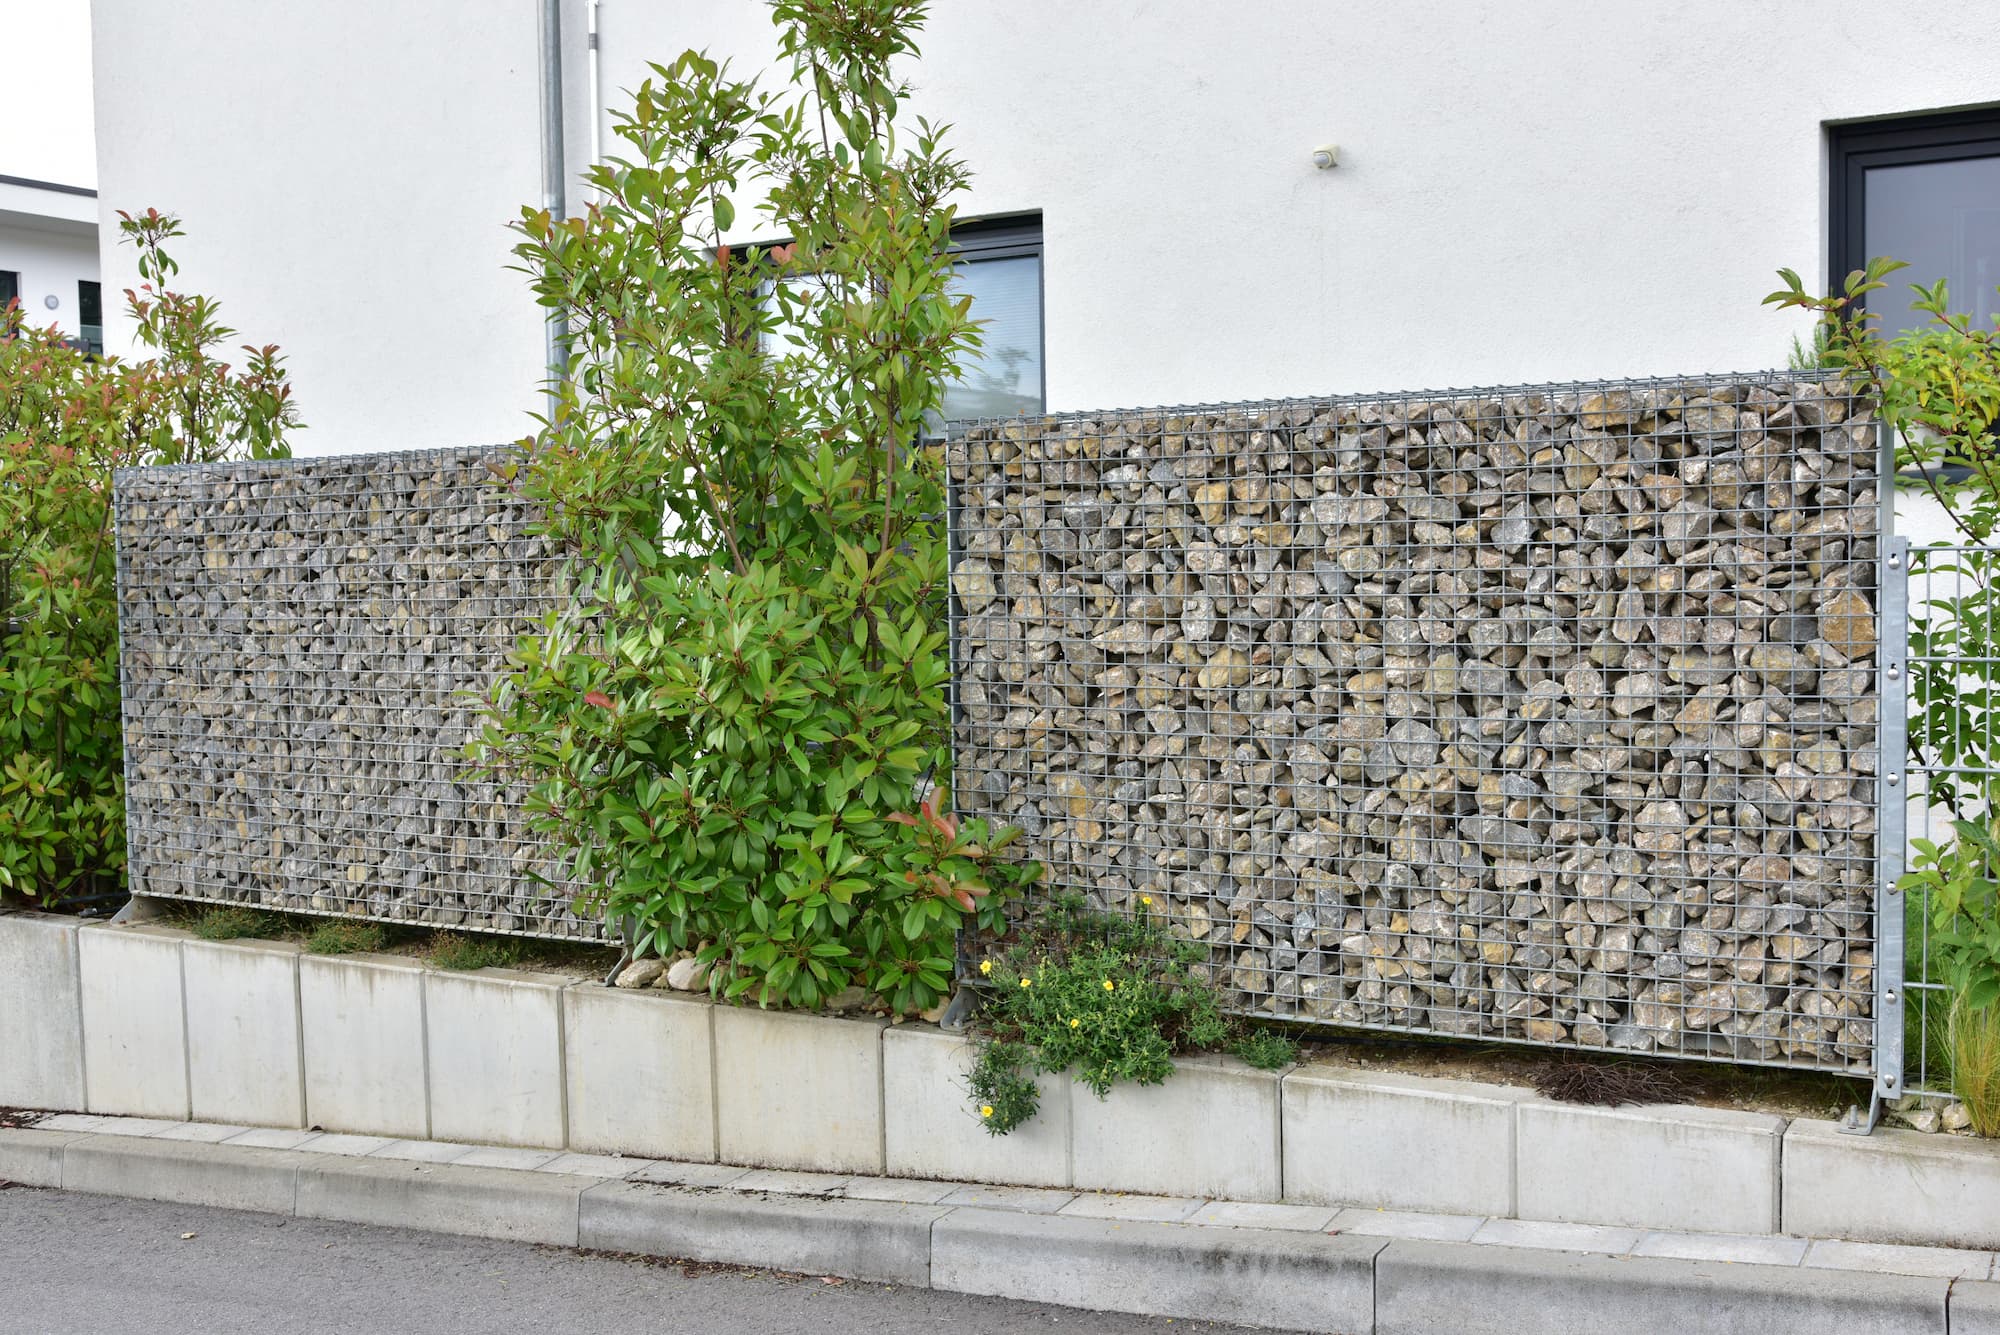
<box><xmin>0</xmin><ymin>210</ymin><xmax>297</xmax><ymax>900</ymax></box>
<box><xmin>475</xmin><ymin>0</ymin><xmax>1036</xmax><ymax>1013</ymax></box>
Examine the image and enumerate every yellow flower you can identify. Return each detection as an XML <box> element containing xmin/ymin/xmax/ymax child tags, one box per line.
<box><xmin>1103</xmin><ymin>979</ymin><xmax>1116</xmax><ymax>992</ymax></box>
<box><xmin>1140</xmin><ymin>895</ymin><xmax>1153</xmax><ymax>907</ymax></box>
<box><xmin>1019</xmin><ymin>977</ymin><xmax>1031</xmax><ymax>989</ymax></box>
<box><xmin>980</xmin><ymin>1104</ymin><xmax>994</xmax><ymax>1118</ymax></box>
<box><xmin>979</xmin><ymin>959</ymin><xmax>993</xmax><ymax>976</ymax></box>
<box><xmin>1070</xmin><ymin>1018</ymin><xmax>1080</xmax><ymax>1029</ymax></box>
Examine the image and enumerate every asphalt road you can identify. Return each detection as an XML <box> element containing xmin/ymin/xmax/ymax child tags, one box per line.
<box><xmin>0</xmin><ymin>1185</ymin><xmax>1298</xmax><ymax>1335</ymax></box>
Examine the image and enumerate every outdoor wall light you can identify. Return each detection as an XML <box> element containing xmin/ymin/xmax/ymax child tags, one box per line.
<box><xmin>1311</xmin><ymin>143</ymin><xmax>1340</xmax><ymax>169</ymax></box>
<box><xmin>42</xmin><ymin>294</ymin><xmax>58</xmax><ymax>310</ymax></box>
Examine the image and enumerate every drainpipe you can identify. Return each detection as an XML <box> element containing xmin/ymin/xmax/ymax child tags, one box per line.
<box><xmin>538</xmin><ymin>0</ymin><xmax>570</xmax><ymax>395</ymax></box>
<box><xmin>587</xmin><ymin>0</ymin><xmax>603</xmax><ymax>193</ymax></box>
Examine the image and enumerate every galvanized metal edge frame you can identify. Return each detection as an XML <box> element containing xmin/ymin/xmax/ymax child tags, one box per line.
<box><xmin>1850</xmin><ymin>417</ymin><xmax>1908</xmax><ymax>1133</ymax></box>
<box><xmin>109</xmin><ymin>470</ymin><xmax>142</xmax><ymax>901</ymax></box>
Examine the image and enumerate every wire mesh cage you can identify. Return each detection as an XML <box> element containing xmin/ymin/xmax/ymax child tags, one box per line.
<box><xmin>1902</xmin><ymin>538</ymin><xmax>2000</xmax><ymax>1100</ymax></box>
<box><xmin>946</xmin><ymin>374</ymin><xmax>1888</xmax><ymax>1075</ymax></box>
<box><xmin>112</xmin><ymin>447</ymin><xmax>600</xmax><ymax>940</ymax></box>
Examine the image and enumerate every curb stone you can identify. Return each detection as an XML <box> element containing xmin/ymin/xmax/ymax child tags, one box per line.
<box><xmin>10</xmin><ymin>1124</ymin><xmax>1992</xmax><ymax>1334</ymax></box>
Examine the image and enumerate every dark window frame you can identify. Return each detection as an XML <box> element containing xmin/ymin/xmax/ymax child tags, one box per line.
<box><xmin>1829</xmin><ymin>106</ymin><xmax>2000</xmax><ymax>302</ymax></box>
<box><xmin>946</xmin><ymin>214</ymin><xmax>1045</xmax><ymax>419</ymax></box>
<box><xmin>0</xmin><ymin>270</ymin><xmax>17</xmax><ymax>311</ymax></box>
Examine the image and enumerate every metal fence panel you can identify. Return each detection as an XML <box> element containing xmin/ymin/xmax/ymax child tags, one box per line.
<box><xmin>947</xmin><ymin>374</ymin><xmax>1883</xmax><ymax>1073</ymax></box>
<box><xmin>112</xmin><ymin>447</ymin><xmax>598</xmax><ymax>939</ymax></box>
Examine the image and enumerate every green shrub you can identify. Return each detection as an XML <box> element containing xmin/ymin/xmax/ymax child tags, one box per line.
<box><xmin>966</xmin><ymin>896</ymin><xmax>1297</xmax><ymax>1134</ymax></box>
<box><xmin>0</xmin><ymin>210</ymin><xmax>297</xmax><ymax>901</ymax></box>
<box><xmin>305</xmin><ymin>920</ymin><xmax>387</xmax><ymax>955</ymax></box>
<box><xmin>473</xmin><ymin>0</ymin><xmax>1036</xmax><ymax>1014</ymax></box>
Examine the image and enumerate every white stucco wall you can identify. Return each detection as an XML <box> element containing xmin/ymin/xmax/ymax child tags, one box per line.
<box><xmin>91</xmin><ymin>0</ymin><xmax>2000</xmax><ymax>453</ymax></box>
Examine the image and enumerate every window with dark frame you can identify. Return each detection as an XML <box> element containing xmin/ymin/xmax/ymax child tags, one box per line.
<box><xmin>0</xmin><ymin>271</ymin><xmax>17</xmax><ymax>311</ymax></box>
<box><xmin>1830</xmin><ymin>108</ymin><xmax>2000</xmax><ymax>338</ymax></box>
<box><xmin>77</xmin><ymin>278</ymin><xmax>103</xmax><ymax>355</ymax></box>
<box><xmin>756</xmin><ymin>215</ymin><xmax>1044</xmax><ymax>423</ymax></box>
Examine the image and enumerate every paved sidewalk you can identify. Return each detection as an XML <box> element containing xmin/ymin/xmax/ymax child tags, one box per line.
<box><xmin>1</xmin><ymin>1187</ymin><xmax>1274</xmax><ymax>1335</ymax></box>
<box><xmin>7</xmin><ymin>1112</ymin><xmax>1999</xmax><ymax>1333</ymax></box>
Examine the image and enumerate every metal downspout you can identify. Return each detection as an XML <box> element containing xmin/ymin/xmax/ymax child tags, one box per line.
<box><xmin>538</xmin><ymin>0</ymin><xmax>569</xmax><ymax>395</ymax></box>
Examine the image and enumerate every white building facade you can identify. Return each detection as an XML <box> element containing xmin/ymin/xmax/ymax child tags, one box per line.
<box><xmin>87</xmin><ymin>0</ymin><xmax>2000</xmax><ymax>489</ymax></box>
<box><xmin>0</xmin><ymin>176</ymin><xmax>101</xmax><ymax>352</ymax></box>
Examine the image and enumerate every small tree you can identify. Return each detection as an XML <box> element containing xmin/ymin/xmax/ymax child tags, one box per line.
<box><xmin>0</xmin><ymin>210</ymin><xmax>298</xmax><ymax>899</ymax></box>
<box><xmin>477</xmin><ymin>0</ymin><xmax>1034</xmax><ymax>1013</ymax></box>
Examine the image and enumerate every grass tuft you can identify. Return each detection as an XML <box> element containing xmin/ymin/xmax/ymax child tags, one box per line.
<box><xmin>304</xmin><ymin>920</ymin><xmax>387</xmax><ymax>955</ymax></box>
<box><xmin>426</xmin><ymin>932</ymin><xmax>527</xmax><ymax>971</ymax></box>
<box><xmin>190</xmin><ymin>906</ymin><xmax>289</xmax><ymax>942</ymax></box>
<box><xmin>1950</xmin><ymin>996</ymin><xmax>2000</xmax><ymax>1137</ymax></box>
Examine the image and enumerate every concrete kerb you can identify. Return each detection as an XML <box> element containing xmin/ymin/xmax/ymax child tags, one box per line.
<box><xmin>9</xmin><ymin>1125</ymin><xmax>1998</xmax><ymax>1334</ymax></box>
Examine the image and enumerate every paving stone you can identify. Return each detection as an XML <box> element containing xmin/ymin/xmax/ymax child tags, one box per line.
<box><xmin>221</xmin><ymin>1128</ymin><xmax>323</xmax><ymax>1151</ymax></box>
<box><xmin>1188</xmin><ymin>1200</ymin><xmax>1341</xmax><ymax>1232</ymax></box>
<box><xmin>627</xmin><ymin>1160</ymin><xmax>753</xmax><ymax>1189</ymax></box>
<box><xmin>1059</xmin><ymin>1193</ymin><xmax>1207</xmax><ymax>1222</ymax></box>
<box><xmin>937</xmin><ymin>1184</ymin><xmax>1078</xmax><ymax>1213</ymax></box>
<box><xmin>536</xmin><ymin>1152</ymin><xmax>654</xmax><ymax>1179</ymax></box>
<box><xmin>730</xmin><ymin>1168</ymin><xmax>853</xmax><ymax>1195</ymax></box>
<box><xmin>1632</xmin><ymin>1230</ymin><xmax>1810</xmax><ymax>1266</ymax></box>
<box><xmin>365</xmin><ymin>1139</ymin><xmax>475</xmax><ymax>1163</ymax></box>
<box><xmin>1470</xmin><ymin>1217</ymin><xmax>1644</xmax><ymax>1255</ymax></box>
<box><xmin>1805</xmin><ymin>1239</ymin><xmax>1995</xmax><ymax>1280</ymax></box>
<box><xmin>1334</xmin><ymin>1208</ymin><xmax>1487</xmax><ymax>1243</ymax></box>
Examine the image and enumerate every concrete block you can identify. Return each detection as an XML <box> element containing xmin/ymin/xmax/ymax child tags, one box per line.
<box><xmin>62</xmin><ymin>1135</ymin><xmax>301</xmax><ymax>1214</ymax></box>
<box><xmin>0</xmin><ymin>1127</ymin><xmax>83</xmax><ymax>1187</ymax></box>
<box><xmin>713</xmin><ymin>1007</ymin><xmax>883</xmax><ymax>1174</ymax></box>
<box><xmin>561</xmin><ymin>985</ymin><xmax>714</xmax><ymax>1161</ymax></box>
<box><xmin>182</xmin><ymin>938</ymin><xmax>304</xmax><ymax>1128</ymax></box>
<box><xmin>295</xmin><ymin>1156</ymin><xmax>586</xmax><ymax>1245</ymax></box>
<box><xmin>1516</xmin><ymin>1099</ymin><xmax>1782</xmax><ymax>1233</ymax></box>
<box><xmin>1188</xmin><ymin>1200</ymin><xmax>1339</xmax><ymax>1231</ymax></box>
<box><xmin>1282</xmin><ymin>1064</ymin><xmax>1523</xmax><ymax>1214</ymax></box>
<box><xmin>931</xmin><ymin>1207</ymin><xmax>1383</xmax><ymax>1332</ymax></box>
<box><xmin>1952</xmin><ymin>1280</ymin><xmax>2000</xmax><ymax>1335</ymax></box>
<box><xmin>883</xmin><ymin>1026</ymin><xmax>1069</xmax><ymax>1187</ymax></box>
<box><xmin>1335</xmin><ymin>1208</ymin><xmax>1486</xmax><ymax>1242</ymax></box>
<box><xmin>580</xmin><ymin>1179</ymin><xmax>946</xmax><ymax>1286</ymax></box>
<box><xmin>1374</xmin><ymin>1238</ymin><xmax>1945</xmax><ymax>1335</ymax></box>
<box><xmin>1785</xmin><ymin>1118</ymin><xmax>2000</xmax><ymax>1249</ymax></box>
<box><xmin>1069</xmin><ymin>1055</ymin><xmax>1280</xmax><ymax>1201</ymax></box>
<box><xmin>299</xmin><ymin>954</ymin><xmax>428</xmax><ymax>1139</ymax></box>
<box><xmin>77</xmin><ymin>924</ymin><xmax>189</xmax><ymax>1120</ymax></box>
<box><xmin>0</xmin><ymin>914</ymin><xmax>85</xmax><ymax>1110</ymax></box>
<box><xmin>424</xmin><ymin>969</ymin><xmax>566</xmax><ymax>1149</ymax></box>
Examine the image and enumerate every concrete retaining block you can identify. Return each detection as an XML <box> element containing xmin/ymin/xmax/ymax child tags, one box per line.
<box><xmin>424</xmin><ymin>969</ymin><xmax>567</xmax><ymax>1148</ymax></box>
<box><xmin>183</xmin><ymin>938</ymin><xmax>304</xmax><ymax>1129</ymax></box>
<box><xmin>299</xmin><ymin>954</ymin><xmax>429</xmax><ymax>1139</ymax></box>
<box><xmin>1373</xmin><ymin>1238</ymin><xmax>1944</xmax><ymax>1335</ymax></box>
<box><xmin>883</xmin><ymin>1027</ymin><xmax>1069</xmax><ymax>1187</ymax></box>
<box><xmin>1282</xmin><ymin>1065</ymin><xmax>1522</xmax><ymax>1215</ymax></box>
<box><xmin>562</xmin><ymin>985</ymin><xmax>714</xmax><ymax>1161</ymax></box>
<box><xmin>1516</xmin><ymin>1099</ymin><xmax>1783</xmax><ymax>1233</ymax></box>
<box><xmin>580</xmin><ymin>1179</ymin><xmax>945</xmax><ymax>1286</ymax></box>
<box><xmin>931</xmin><ymin>1206</ymin><xmax>1383</xmax><ymax>1331</ymax></box>
<box><xmin>1785</xmin><ymin>1118</ymin><xmax>2000</xmax><ymax>1249</ymax></box>
<box><xmin>77</xmin><ymin>924</ymin><xmax>189</xmax><ymax>1120</ymax></box>
<box><xmin>61</xmin><ymin>1135</ymin><xmax>302</xmax><ymax>1214</ymax></box>
<box><xmin>0</xmin><ymin>1127</ymin><xmax>82</xmax><ymax>1187</ymax></box>
<box><xmin>1069</xmin><ymin>1055</ymin><xmax>1280</xmax><ymax>1201</ymax></box>
<box><xmin>295</xmin><ymin>1155</ymin><xmax>587</xmax><ymax>1244</ymax></box>
<box><xmin>1951</xmin><ymin>1280</ymin><xmax>2000</xmax><ymax>1335</ymax></box>
<box><xmin>0</xmin><ymin>913</ymin><xmax>85</xmax><ymax>1111</ymax></box>
<box><xmin>713</xmin><ymin>1007</ymin><xmax>884</xmax><ymax>1174</ymax></box>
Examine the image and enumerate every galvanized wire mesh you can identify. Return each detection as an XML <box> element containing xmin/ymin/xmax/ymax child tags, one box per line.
<box><xmin>947</xmin><ymin>374</ymin><xmax>1886</xmax><ymax>1073</ymax></box>
<box><xmin>112</xmin><ymin>447</ymin><xmax>599</xmax><ymax>939</ymax></box>
<box><xmin>1902</xmin><ymin>538</ymin><xmax>1999</xmax><ymax>1098</ymax></box>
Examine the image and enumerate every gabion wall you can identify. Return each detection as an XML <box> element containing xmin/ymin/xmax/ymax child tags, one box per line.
<box><xmin>113</xmin><ymin>448</ymin><xmax>598</xmax><ymax>939</ymax></box>
<box><xmin>948</xmin><ymin>376</ymin><xmax>1883</xmax><ymax>1071</ymax></box>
